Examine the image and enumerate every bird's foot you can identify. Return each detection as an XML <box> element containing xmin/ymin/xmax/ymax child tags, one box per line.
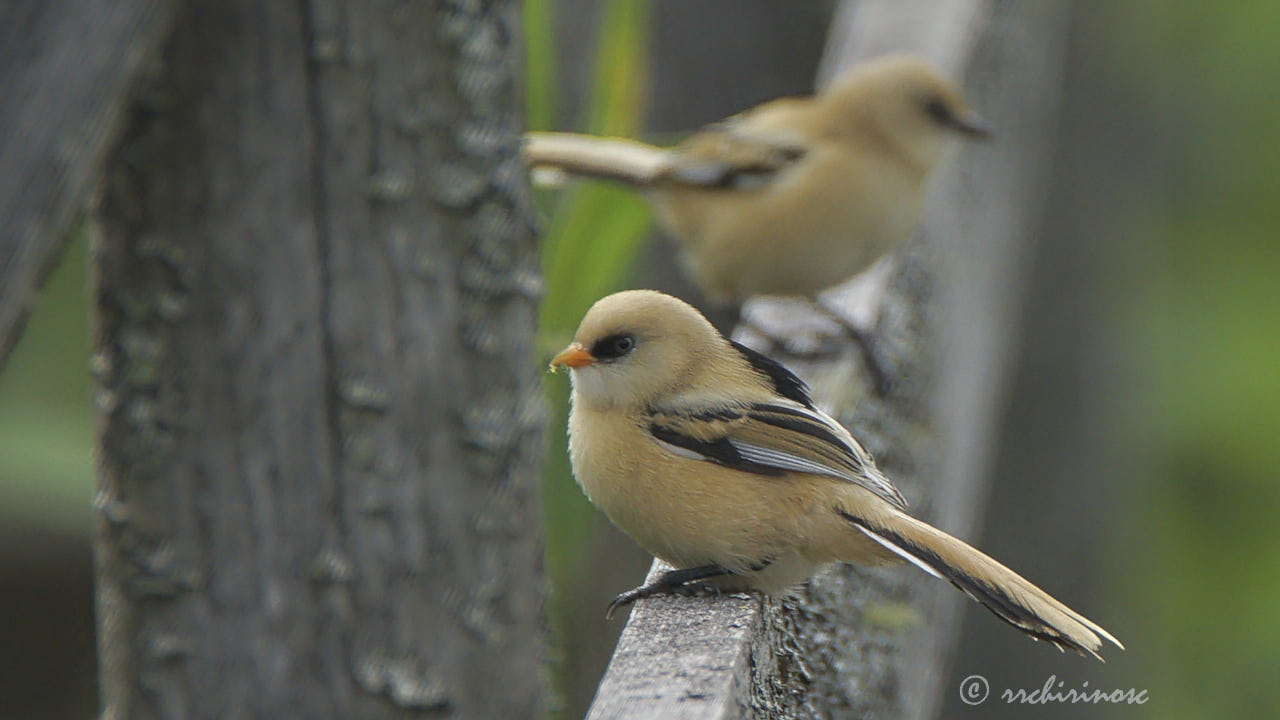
<box><xmin>737</xmin><ymin>317</ymin><xmax>845</xmax><ymax>360</ymax></box>
<box><xmin>672</xmin><ymin>580</ymin><xmax>721</xmax><ymax>597</ymax></box>
<box><xmin>810</xmin><ymin>301</ymin><xmax>896</xmax><ymax>396</ymax></box>
<box><xmin>604</xmin><ymin>565</ymin><xmax>732</xmax><ymax>619</ymax></box>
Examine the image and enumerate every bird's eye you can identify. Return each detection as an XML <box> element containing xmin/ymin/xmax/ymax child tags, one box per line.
<box><xmin>923</xmin><ymin>96</ymin><xmax>951</xmax><ymax>125</ymax></box>
<box><xmin>592</xmin><ymin>334</ymin><xmax>636</xmax><ymax>361</ymax></box>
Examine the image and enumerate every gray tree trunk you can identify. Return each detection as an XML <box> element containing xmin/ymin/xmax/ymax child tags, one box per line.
<box><xmin>90</xmin><ymin>2</ymin><xmax>545</xmax><ymax>718</ymax></box>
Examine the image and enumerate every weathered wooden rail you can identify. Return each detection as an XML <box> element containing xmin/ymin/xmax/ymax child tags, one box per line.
<box><xmin>583</xmin><ymin>1</ymin><xmax>1073</xmax><ymax>717</ymax></box>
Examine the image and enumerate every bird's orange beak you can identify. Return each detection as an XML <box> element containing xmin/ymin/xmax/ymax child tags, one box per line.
<box><xmin>550</xmin><ymin>342</ymin><xmax>595</xmax><ymax>371</ymax></box>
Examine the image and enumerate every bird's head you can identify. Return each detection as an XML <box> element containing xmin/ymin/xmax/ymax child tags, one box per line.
<box><xmin>550</xmin><ymin>290</ymin><xmax>727</xmax><ymax>410</ymax></box>
<box><xmin>825</xmin><ymin>54</ymin><xmax>988</xmax><ymax>169</ymax></box>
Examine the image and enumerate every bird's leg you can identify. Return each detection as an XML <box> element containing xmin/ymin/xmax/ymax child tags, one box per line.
<box><xmin>810</xmin><ymin>299</ymin><xmax>894</xmax><ymax>396</ymax></box>
<box><xmin>736</xmin><ymin>314</ymin><xmax>844</xmax><ymax>360</ymax></box>
<box><xmin>605</xmin><ymin>564</ymin><xmax>735</xmax><ymax>619</ymax></box>
<box><xmin>737</xmin><ymin>315</ymin><xmax>786</xmax><ymax>351</ymax></box>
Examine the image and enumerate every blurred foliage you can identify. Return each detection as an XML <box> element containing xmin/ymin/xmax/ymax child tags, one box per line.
<box><xmin>1098</xmin><ymin>2</ymin><xmax>1280</xmax><ymax>718</ymax></box>
<box><xmin>0</xmin><ymin>236</ymin><xmax>94</xmax><ymax>540</ymax></box>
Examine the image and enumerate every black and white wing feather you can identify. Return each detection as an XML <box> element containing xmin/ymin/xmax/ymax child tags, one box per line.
<box><xmin>645</xmin><ymin>341</ymin><xmax>907</xmax><ymax>509</ymax></box>
<box><xmin>647</xmin><ymin>343</ymin><xmax>907</xmax><ymax>511</ymax></box>
<box><xmin>646</xmin><ymin>400</ymin><xmax>906</xmax><ymax>511</ymax></box>
<box><xmin>659</xmin><ymin>100</ymin><xmax>809</xmax><ymax>191</ymax></box>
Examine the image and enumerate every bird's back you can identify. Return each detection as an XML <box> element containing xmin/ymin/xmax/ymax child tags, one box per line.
<box><xmin>650</xmin><ymin>106</ymin><xmax>927</xmax><ymax>302</ymax></box>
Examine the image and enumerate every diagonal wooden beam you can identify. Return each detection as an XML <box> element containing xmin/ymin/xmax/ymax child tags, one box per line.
<box><xmin>0</xmin><ymin>0</ymin><xmax>176</xmax><ymax>368</ymax></box>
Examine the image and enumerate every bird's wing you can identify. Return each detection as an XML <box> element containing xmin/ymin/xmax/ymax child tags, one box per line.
<box><xmin>659</xmin><ymin>100</ymin><xmax>811</xmax><ymax>190</ymax></box>
<box><xmin>646</xmin><ymin>399</ymin><xmax>908</xmax><ymax>510</ymax></box>
<box><xmin>523</xmin><ymin>132</ymin><xmax>669</xmax><ymax>185</ymax></box>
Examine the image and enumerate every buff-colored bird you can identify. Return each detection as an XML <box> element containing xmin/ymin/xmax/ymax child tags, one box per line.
<box><xmin>528</xmin><ymin>55</ymin><xmax>987</xmax><ymax>389</ymax></box>
<box><xmin>550</xmin><ymin>290</ymin><xmax>1122</xmax><ymax>659</ymax></box>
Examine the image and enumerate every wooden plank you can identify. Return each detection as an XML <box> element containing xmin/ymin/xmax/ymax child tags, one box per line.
<box><xmin>0</xmin><ymin>0</ymin><xmax>175</xmax><ymax>367</ymax></box>
<box><xmin>585</xmin><ymin>1</ymin><xmax>1074</xmax><ymax>717</ymax></box>
<box><xmin>585</xmin><ymin>562</ymin><xmax>764</xmax><ymax>720</ymax></box>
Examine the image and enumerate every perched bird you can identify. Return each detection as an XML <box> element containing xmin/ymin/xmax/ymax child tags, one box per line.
<box><xmin>528</xmin><ymin>55</ymin><xmax>988</xmax><ymax>390</ymax></box>
<box><xmin>550</xmin><ymin>290</ymin><xmax>1122</xmax><ymax>659</ymax></box>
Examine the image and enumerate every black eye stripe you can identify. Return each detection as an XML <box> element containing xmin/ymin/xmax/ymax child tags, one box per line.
<box><xmin>591</xmin><ymin>333</ymin><xmax>636</xmax><ymax>360</ymax></box>
<box><xmin>924</xmin><ymin>96</ymin><xmax>951</xmax><ymax>124</ymax></box>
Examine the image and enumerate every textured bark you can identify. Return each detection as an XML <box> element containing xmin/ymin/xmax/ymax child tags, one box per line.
<box><xmin>91</xmin><ymin>1</ymin><xmax>545</xmax><ymax>718</ymax></box>
<box><xmin>585</xmin><ymin>1</ymin><xmax>1071</xmax><ymax>718</ymax></box>
<box><xmin>0</xmin><ymin>0</ymin><xmax>175</xmax><ymax>369</ymax></box>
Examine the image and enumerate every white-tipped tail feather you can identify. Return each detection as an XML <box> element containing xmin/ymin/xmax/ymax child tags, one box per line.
<box><xmin>840</xmin><ymin>509</ymin><xmax>1123</xmax><ymax>660</ymax></box>
<box><xmin>524</xmin><ymin>132</ymin><xmax>670</xmax><ymax>187</ymax></box>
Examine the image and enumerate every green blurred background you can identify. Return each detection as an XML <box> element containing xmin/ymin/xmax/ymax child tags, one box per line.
<box><xmin>2</xmin><ymin>1</ymin><xmax>1277</xmax><ymax>718</ymax></box>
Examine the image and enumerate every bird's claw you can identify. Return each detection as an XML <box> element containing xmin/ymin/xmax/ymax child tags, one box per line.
<box><xmin>604</xmin><ymin>576</ymin><xmax>724</xmax><ymax>619</ymax></box>
<box><xmin>605</xmin><ymin>589</ymin><xmax>644</xmax><ymax>620</ymax></box>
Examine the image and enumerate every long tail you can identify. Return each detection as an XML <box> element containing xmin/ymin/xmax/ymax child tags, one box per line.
<box><xmin>523</xmin><ymin>132</ymin><xmax>669</xmax><ymax>186</ymax></box>
<box><xmin>838</xmin><ymin>509</ymin><xmax>1123</xmax><ymax>660</ymax></box>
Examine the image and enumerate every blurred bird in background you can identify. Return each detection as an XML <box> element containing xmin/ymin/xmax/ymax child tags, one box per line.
<box><xmin>527</xmin><ymin>54</ymin><xmax>988</xmax><ymax>392</ymax></box>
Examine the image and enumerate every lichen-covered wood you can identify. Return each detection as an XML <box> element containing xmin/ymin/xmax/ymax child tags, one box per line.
<box><xmin>91</xmin><ymin>1</ymin><xmax>545</xmax><ymax>718</ymax></box>
<box><xmin>585</xmin><ymin>1</ymin><xmax>1072</xmax><ymax>717</ymax></box>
